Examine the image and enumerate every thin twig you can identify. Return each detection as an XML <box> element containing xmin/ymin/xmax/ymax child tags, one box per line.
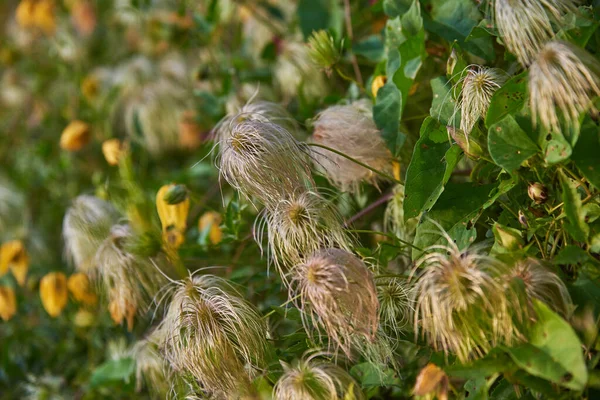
<box><xmin>342</xmin><ymin>0</ymin><xmax>364</xmax><ymax>88</ymax></box>
<box><xmin>344</xmin><ymin>191</ymin><xmax>394</xmax><ymax>227</ymax></box>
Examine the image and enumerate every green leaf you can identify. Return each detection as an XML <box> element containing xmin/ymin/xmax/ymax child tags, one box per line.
<box><xmin>488</xmin><ymin>115</ymin><xmax>539</xmax><ymax>172</ymax></box>
<box><xmin>464</xmin><ymin>377</ymin><xmax>488</xmax><ymax>400</ymax></box>
<box><xmin>352</xmin><ymin>35</ymin><xmax>385</xmax><ymax>61</ymax></box>
<box><xmin>553</xmin><ymin>245</ymin><xmax>591</xmax><ymax>265</ymax></box>
<box><xmin>374</xmin><ymin>81</ymin><xmax>405</xmax><ymax>156</ymax></box>
<box><xmin>560</xmin><ymin>170</ymin><xmax>589</xmax><ymax>243</ymax></box>
<box><xmin>89</xmin><ymin>358</ymin><xmax>135</xmax><ymax>388</ymax></box>
<box><xmin>412</xmin><ymin>182</ymin><xmax>496</xmax><ymax>259</ymax></box>
<box><xmin>429</xmin><ymin>76</ymin><xmax>457</xmax><ymax>126</ymax></box>
<box><xmin>297</xmin><ymin>0</ymin><xmax>334</xmax><ymax>39</ymax></box>
<box><xmin>557</xmin><ymin>7</ymin><xmax>600</xmax><ymax>47</ymax></box>
<box><xmin>572</xmin><ymin>116</ymin><xmax>600</xmax><ymax>190</ymax></box>
<box><xmin>383</xmin><ymin>0</ymin><xmax>413</xmax><ymax>17</ymax></box>
<box><xmin>446</xmin><ymin>349</ymin><xmax>514</xmax><ymax>380</ymax></box>
<box><xmin>404</xmin><ymin>118</ymin><xmax>461</xmax><ymax>219</ymax></box>
<box><xmin>423</xmin><ymin>0</ymin><xmax>494</xmax><ymax>61</ymax></box>
<box><xmin>485</xmin><ymin>72</ymin><xmax>528</xmax><ymax>128</ymax></box>
<box><xmin>350</xmin><ymin>363</ymin><xmax>398</xmax><ymax>387</ymax></box>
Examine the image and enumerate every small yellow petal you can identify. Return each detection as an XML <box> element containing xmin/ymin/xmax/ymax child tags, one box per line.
<box><xmin>0</xmin><ymin>286</ymin><xmax>17</xmax><ymax>321</ymax></box>
<box><xmin>67</xmin><ymin>272</ymin><xmax>97</xmax><ymax>306</ymax></box>
<box><xmin>371</xmin><ymin>75</ymin><xmax>387</xmax><ymax>98</ymax></box>
<box><xmin>156</xmin><ymin>184</ymin><xmax>189</xmax><ymax>249</ymax></box>
<box><xmin>60</xmin><ymin>120</ymin><xmax>91</xmax><ymax>151</ymax></box>
<box><xmin>40</xmin><ymin>272</ymin><xmax>68</xmax><ymax>317</ymax></box>
<box><xmin>199</xmin><ymin>211</ymin><xmax>223</xmax><ymax>245</ymax></box>
<box><xmin>108</xmin><ymin>297</ymin><xmax>136</xmax><ymax>331</ymax></box>
<box><xmin>101</xmin><ymin>139</ymin><xmax>126</xmax><ymax>166</ymax></box>
<box><xmin>413</xmin><ymin>363</ymin><xmax>449</xmax><ymax>400</ymax></box>
<box><xmin>1</xmin><ymin>241</ymin><xmax>27</xmax><ymax>285</ymax></box>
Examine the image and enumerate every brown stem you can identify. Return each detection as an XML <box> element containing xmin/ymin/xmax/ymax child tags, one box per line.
<box><xmin>343</xmin><ymin>0</ymin><xmax>364</xmax><ymax>88</ymax></box>
<box><xmin>344</xmin><ymin>191</ymin><xmax>394</xmax><ymax>227</ymax></box>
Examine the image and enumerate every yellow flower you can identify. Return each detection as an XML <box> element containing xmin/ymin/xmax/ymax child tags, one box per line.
<box><xmin>156</xmin><ymin>184</ymin><xmax>189</xmax><ymax>249</ymax></box>
<box><xmin>60</xmin><ymin>120</ymin><xmax>91</xmax><ymax>151</ymax></box>
<box><xmin>67</xmin><ymin>272</ymin><xmax>97</xmax><ymax>306</ymax></box>
<box><xmin>101</xmin><ymin>139</ymin><xmax>126</xmax><ymax>166</ymax></box>
<box><xmin>108</xmin><ymin>297</ymin><xmax>136</xmax><ymax>331</ymax></box>
<box><xmin>0</xmin><ymin>240</ymin><xmax>29</xmax><ymax>286</ymax></box>
<box><xmin>0</xmin><ymin>286</ymin><xmax>17</xmax><ymax>321</ymax></box>
<box><xmin>198</xmin><ymin>212</ymin><xmax>223</xmax><ymax>245</ymax></box>
<box><xmin>40</xmin><ymin>272</ymin><xmax>68</xmax><ymax>317</ymax></box>
<box><xmin>371</xmin><ymin>75</ymin><xmax>387</xmax><ymax>98</ymax></box>
<box><xmin>16</xmin><ymin>0</ymin><xmax>36</xmax><ymax>28</ymax></box>
<box><xmin>33</xmin><ymin>0</ymin><xmax>56</xmax><ymax>35</ymax></box>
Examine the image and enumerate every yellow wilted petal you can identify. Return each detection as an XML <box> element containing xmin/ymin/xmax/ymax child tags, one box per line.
<box><xmin>60</xmin><ymin>120</ymin><xmax>91</xmax><ymax>151</ymax></box>
<box><xmin>40</xmin><ymin>272</ymin><xmax>68</xmax><ymax>317</ymax></box>
<box><xmin>371</xmin><ymin>75</ymin><xmax>387</xmax><ymax>98</ymax></box>
<box><xmin>67</xmin><ymin>272</ymin><xmax>97</xmax><ymax>306</ymax></box>
<box><xmin>16</xmin><ymin>0</ymin><xmax>36</xmax><ymax>28</ymax></box>
<box><xmin>32</xmin><ymin>0</ymin><xmax>56</xmax><ymax>35</ymax></box>
<box><xmin>156</xmin><ymin>184</ymin><xmax>189</xmax><ymax>249</ymax></box>
<box><xmin>0</xmin><ymin>286</ymin><xmax>17</xmax><ymax>321</ymax></box>
<box><xmin>71</xmin><ymin>0</ymin><xmax>96</xmax><ymax>37</ymax></box>
<box><xmin>109</xmin><ymin>298</ymin><xmax>136</xmax><ymax>331</ymax></box>
<box><xmin>102</xmin><ymin>139</ymin><xmax>126</xmax><ymax>166</ymax></box>
<box><xmin>198</xmin><ymin>211</ymin><xmax>223</xmax><ymax>245</ymax></box>
<box><xmin>10</xmin><ymin>250</ymin><xmax>28</xmax><ymax>287</ymax></box>
<box><xmin>413</xmin><ymin>363</ymin><xmax>448</xmax><ymax>400</ymax></box>
<box><xmin>1</xmin><ymin>240</ymin><xmax>25</xmax><ymax>276</ymax></box>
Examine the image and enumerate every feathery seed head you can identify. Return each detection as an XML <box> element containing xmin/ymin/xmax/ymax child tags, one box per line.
<box><xmin>158</xmin><ymin>274</ymin><xmax>269</xmax><ymax>398</ymax></box>
<box><xmin>384</xmin><ymin>184</ymin><xmax>418</xmax><ymax>254</ymax></box>
<box><xmin>376</xmin><ymin>276</ymin><xmax>413</xmax><ymax>337</ymax></box>
<box><xmin>95</xmin><ymin>224</ymin><xmax>168</xmax><ymax>330</ymax></box>
<box><xmin>455</xmin><ymin>66</ymin><xmax>507</xmax><ymax>135</ymax></box>
<box><xmin>218</xmin><ymin>120</ymin><xmax>314</xmax><ymax>207</ymax></box>
<box><xmin>273</xmin><ymin>352</ymin><xmax>364</xmax><ymax>400</ymax></box>
<box><xmin>494</xmin><ymin>0</ymin><xmax>577</xmax><ymax>66</ymax></box>
<box><xmin>63</xmin><ymin>195</ymin><xmax>120</xmax><ymax>273</ymax></box>
<box><xmin>256</xmin><ymin>190</ymin><xmax>353</xmax><ymax>280</ymax></box>
<box><xmin>289</xmin><ymin>249</ymin><xmax>379</xmax><ymax>357</ymax></box>
<box><xmin>310</xmin><ymin>100</ymin><xmax>392</xmax><ymax>192</ymax></box>
<box><xmin>412</xmin><ymin>230</ymin><xmax>523</xmax><ymax>362</ymax></box>
<box><xmin>529</xmin><ymin>41</ymin><xmax>600</xmax><ymax>133</ymax></box>
<box><xmin>307</xmin><ymin>30</ymin><xmax>341</xmax><ymax>74</ymax></box>
<box><xmin>508</xmin><ymin>258</ymin><xmax>573</xmax><ymax>317</ymax></box>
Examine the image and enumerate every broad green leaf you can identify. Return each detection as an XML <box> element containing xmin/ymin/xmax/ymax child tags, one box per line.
<box><xmin>553</xmin><ymin>245</ymin><xmax>590</xmax><ymax>265</ymax></box>
<box><xmin>350</xmin><ymin>363</ymin><xmax>398</xmax><ymax>387</ymax></box>
<box><xmin>374</xmin><ymin>82</ymin><xmax>405</xmax><ymax>156</ymax></box>
<box><xmin>483</xmin><ymin>173</ymin><xmax>517</xmax><ymax>209</ymax></box>
<box><xmin>560</xmin><ymin>170</ymin><xmax>589</xmax><ymax>243</ymax></box>
<box><xmin>543</xmin><ymin>135</ymin><xmax>572</xmax><ymax>165</ymax></box>
<box><xmin>383</xmin><ymin>0</ymin><xmax>413</xmax><ymax>17</ymax></box>
<box><xmin>297</xmin><ymin>0</ymin><xmax>335</xmax><ymax>39</ymax></box>
<box><xmin>572</xmin><ymin>116</ymin><xmax>600</xmax><ymax>190</ymax></box>
<box><xmin>464</xmin><ymin>377</ymin><xmax>488</xmax><ymax>400</ymax></box>
<box><xmin>89</xmin><ymin>358</ymin><xmax>135</xmax><ymax>388</ymax></box>
<box><xmin>485</xmin><ymin>72</ymin><xmax>528</xmax><ymax>128</ymax></box>
<box><xmin>429</xmin><ymin>76</ymin><xmax>457</xmax><ymax>126</ymax></box>
<box><xmin>412</xmin><ymin>182</ymin><xmax>495</xmax><ymax>259</ymax></box>
<box><xmin>488</xmin><ymin>116</ymin><xmax>539</xmax><ymax>172</ymax></box>
<box><xmin>557</xmin><ymin>7</ymin><xmax>600</xmax><ymax>47</ymax></box>
<box><xmin>423</xmin><ymin>0</ymin><xmax>494</xmax><ymax>61</ymax></box>
<box><xmin>353</xmin><ymin>35</ymin><xmax>385</xmax><ymax>61</ymax></box>
<box><xmin>446</xmin><ymin>349</ymin><xmax>514</xmax><ymax>380</ymax></box>
<box><xmin>404</xmin><ymin>118</ymin><xmax>461</xmax><ymax>219</ymax></box>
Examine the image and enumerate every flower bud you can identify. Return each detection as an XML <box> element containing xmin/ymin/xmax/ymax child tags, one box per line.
<box><xmin>371</xmin><ymin>75</ymin><xmax>387</xmax><ymax>98</ymax></box>
<box><xmin>307</xmin><ymin>30</ymin><xmax>340</xmax><ymax>73</ymax></box>
<box><xmin>198</xmin><ymin>211</ymin><xmax>223</xmax><ymax>245</ymax></box>
<box><xmin>67</xmin><ymin>272</ymin><xmax>97</xmax><ymax>306</ymax></box>
<box><xmin>101</xmin><ymin>138</ymin><xmax>126</xmax><ymax>166</ymax></box>
<box><xmin>40</xmin><ymin>272</ymin><xmax>68</xmax><ymax>317</ymax></box>
<box><xmin>413</xmin><ymin>363</ymin><xmax>449</xmax><ymax>400</ymax></box>
<box><xmin>156</xmin><ymin>184</ymin><xmax>189</xmax><ymax>248</ymax></box>
<box><xmin>492</xmin><ymin>223</ymin><xmax>524</xmax><ymax>252</ymax></box>
<box><xmin>60</xmin><ymin>120</ymin><xmax>91</xmax><ymax>151</ymax></box>
<box><xmin>163</xmin><ymin>184</ymin><xmax>189</xmax><ymax>205</ymax></box>
<box><xmin>0</xmin><ymin>240</ymin><xmax>28</xmax><ymax>286</ymax></box>
<box><xmin>0</xmin><ymin>286</ymin><xmax>17</xmax><ymax>321</ymax></box>
<box><xmin>528</xmin><ymin>182</ymin><xmax>548</xmax><ymax>204</ymax></box>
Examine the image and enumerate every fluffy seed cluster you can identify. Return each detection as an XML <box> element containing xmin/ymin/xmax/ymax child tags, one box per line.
<box><xmin>412</xmin><ymin>231</ymin><xmax>523</xmax><ymax>362</ymax></box>
<box><xmin>158</xmin><ymin>274</ymin><xmax>269</xmax><ymax>398</ymax></box>
<box><xmin>218</xmin><ymin>119</ymin><xmax>314</xmax><ymax>207</ymax></box>
<box><xmin>289</xmin><ymin>248</ymin><xmax>379</xmax><ymax>357</ymax></box>
<box><xmin>529</xmin><ymin>41</ymin><xmax>600</xmax><ymax>133</ymax></box>
<box><xmin>255</xmin><ymin>190</ymin><xmax>353</xmax><ymax>279</ymax></box>
<box><xmin>63</xmin><ymin>195</ymin><xmax>121</xmax><ymax>272</ymax></box>
<box><xmin>494</xmin><ymin>0</ymin><xmax>577</xmax><ymax>67</ymax></box>
<box><xmin>376</xmin><ymin>276</ymin><xmax>413</xmax><ymax>338</ymax></box>
<box><xmin>455</xmin><ymin>66</ymin><xmax>507</xmax><ymax>135</ymax></box>
<box><xmin>310</xmin><ymin>100</ymin><xmax>392</xmax><ymax>192</ymax></box>
<box><xmin>273</xmin><ymin>352</ymin><xmax>364</xmax><ymax>400</ymax></box>
<box><xmin>384</xmin><ymin>184</ymin><xmax>418</xmax><ymax>262</ymax></box>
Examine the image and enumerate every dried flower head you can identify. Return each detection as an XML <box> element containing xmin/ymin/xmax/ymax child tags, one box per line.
<box><xmin>454</xmin><ymin>66</ymin><xmax>507</xmax><ymax>135</ymax></box>
<box><xmin>508</xmin><ymin>258</ymin><xmax>573</xmax><ymax>317</ymax></box>
<box><xmin>95</xmin><ymin>224</ymin><xmax>168</xmax><ymax>330</ymax></box>
<box><xmin>0</xmin><ymin>286</ymin><xmax>17</xmax><ymax>321</ymax></box>
<box><xmin>413</xmin><ymin>363</ymin><xmax>449</xmax><ymax>400</ymax></box>
<box><xmin>310</xmin><ymin>100</ymin><xmax>392</xmax><ymax>192</ymax></box>
<box><xmin>40</xmin><ymin>272</ymin><xmax>68</xmax><ymax>318</ymax></box>
<box><xmin>158</xmin><ymin>274</ymin><xmax>269</xmax><ymax>398</ymax></box>
<box><xmin>0</xmin><ymin>240</ymin><xmax>29</xmax><ymax>286</ymax></box>
<box><xmin>67</xmin><ymin>272</ymin><xmax>97</xmax><ymax>306</ymax></box>
<box><xmin>384</xmin><ymin>184</ymin><xmax>418</xmax><ymax>253</ymax></box>
<box><xmin>218</xmin><ymin>120</ymin><xmax>314</xmax><ymax>207</ymax></box>
<box><xmin>63</xmin><ymin>195</ymin><xmax>121</xmax><ymax>273</ymax></box>
<box><xmin>275</xmin><ymin>41</ymin><xmax>327</xmax><ymax>101</ymax></box>
<box><xmin>214</xmin><ymin>97</ymin><xmax>300</xmax><ymax>144</ymax></box>
<box><xmin>255</xmin><ymin>190</ymin><xmax>352</xmax><ymax>280</ymax></box>
<box><xmin>529</xmin><ymin>41</ymin><xmax>600</xmax><ymax>133</ymax></box>
<box><xmin>274</xmin><ymin>352</ymin><xmax>364</xmax><ymax>400</ymax></box>
<box><xmin>412</xmin><ymin>228</ymin><xmax>522</xmax><ymax>362</ymax></box>
<box><xmin>60</xmin><ymin>120</ymin><xmax>91</xmax><ymax>151</ymax></box>
<box><xmin>289</xmin><ymin>249</ymin><xmax>379</xmax><ymax>357</ymax></box>
<box><xmin>494</xmin><ymin>0</ymin><xmax>577</xmax><ymax>66</ymax></box>
<box><xmin>307</xmin><ymin>30</ymin><xmax>341</xmax><ymax>74</ymax></box>
<box><xmin>376</xmin><ymin>276</ymin><xmax>413</xmax><ymax>337</ymax></box>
